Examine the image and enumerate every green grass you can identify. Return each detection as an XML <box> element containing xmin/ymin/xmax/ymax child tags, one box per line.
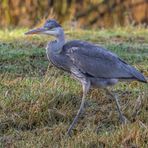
<box><xmin>0</xmin><ymin>27</ymin><xmax>148</xmax><ymax>147</ymax></box>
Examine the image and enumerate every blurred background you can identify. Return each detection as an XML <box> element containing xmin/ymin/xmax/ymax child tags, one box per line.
<box><xmin>0</xmin><ymin>0</ymin><xmax>147</xmax><ymax>28</ymax></box>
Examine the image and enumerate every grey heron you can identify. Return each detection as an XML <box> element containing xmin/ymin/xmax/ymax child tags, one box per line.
<box><xmin>25</xmin><ymin>19</ymin><xmax>147</xmax><ymax>136</ymax></box>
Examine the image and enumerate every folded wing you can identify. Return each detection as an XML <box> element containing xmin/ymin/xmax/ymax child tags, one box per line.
<box><xmin>64</xmin><ymin>40</ymin><xmax>146</xmax><ymax>82</ymax></box>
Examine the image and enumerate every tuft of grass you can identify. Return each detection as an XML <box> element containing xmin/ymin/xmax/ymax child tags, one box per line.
<box><xmin>0</xmin><ymin>26</ymin><xmax>148</xmax><ymax>147</ymax></box>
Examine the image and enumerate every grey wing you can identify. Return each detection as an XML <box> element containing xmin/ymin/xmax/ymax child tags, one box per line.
<box><xmin>64</xmin><ymin>40</ymin><xmax>146</xmax><ymax>82</ymax></box>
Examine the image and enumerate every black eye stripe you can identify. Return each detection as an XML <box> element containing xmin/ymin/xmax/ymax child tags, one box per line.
<box><xmin>44</xmin><ymin>25</ymin><xmax>55</xmax><ymax>29</ymax></box>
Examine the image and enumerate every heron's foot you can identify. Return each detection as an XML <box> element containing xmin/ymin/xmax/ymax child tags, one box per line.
<box><xmin>66</xmin><ymin>120</ymin><xmax>77</xmax><ymax>137</ymax></box>
<box><xmin>66</xmin><ymin>127</ymin><xmax>72</xmax><ymax>137</ymax></box>
<box><xmin>119</xmin><ymin>115</ymin><xmax>129</xmax><ymax>124</ymax></box>
<box><xmin>66</xmin><ymin>107</ymin><xmax>85</xmax><ymax>136</ymax></box>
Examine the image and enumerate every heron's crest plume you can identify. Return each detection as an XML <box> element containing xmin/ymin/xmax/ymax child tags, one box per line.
<box><xmin>43</xmin><ymin>19</ymin><xmax>61</xmax><ymax>30</ymax></box>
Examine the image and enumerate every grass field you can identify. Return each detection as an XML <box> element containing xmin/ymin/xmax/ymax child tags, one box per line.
<box><xmin>0</xmin><ymin>26</ymin><xmax>148</xmax><ymax>147</ymax></box>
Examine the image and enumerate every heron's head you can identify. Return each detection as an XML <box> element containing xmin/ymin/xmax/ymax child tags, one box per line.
<box><xmin>25</xmin><ymin>19</ymin><xmax>63</xmax><ymax>37</ymax></box>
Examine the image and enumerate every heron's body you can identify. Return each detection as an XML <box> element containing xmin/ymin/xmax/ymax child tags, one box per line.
<box><xmin>46</xmin><ymin>39</ymin><xmax>146</xmax><ymax>88</ymax></box>
<box><xmin>25</xmin><ymin>19</ymin><xmax>147</xmax><ymax>136</ymax></box>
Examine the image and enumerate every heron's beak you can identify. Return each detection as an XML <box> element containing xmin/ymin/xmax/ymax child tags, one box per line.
<box><xmin>25</xmin><ymin>27</ymin><xmax>47</xmax><ymax>35</ymax></box>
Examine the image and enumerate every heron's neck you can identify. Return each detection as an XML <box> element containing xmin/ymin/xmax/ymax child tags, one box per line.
<box><xmin>52</xmin><ymin>32</ymin><xmax>65</xmax><ymax>53</ymax></box>
<box><xmin>57</xmin><ymin>33</ymin><xmax>65</xmax><ymax>50</ymax></box>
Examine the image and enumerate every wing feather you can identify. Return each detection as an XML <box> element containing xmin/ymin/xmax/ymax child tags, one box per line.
<box><xmin>63</xmin><ymin>40</ymin><xmax>146</xmax><ymax>81</ymax></box>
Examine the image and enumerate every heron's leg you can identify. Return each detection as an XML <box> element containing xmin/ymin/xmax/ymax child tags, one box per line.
<box><xmin>67</xmin><ymin>80</ymin><xmax>90</xmax><ymax>136</ymax></box>
<box><xmin>105</xmin><ymin>88</ymin><xmax>128</xmax><ymax>124</ymax></box>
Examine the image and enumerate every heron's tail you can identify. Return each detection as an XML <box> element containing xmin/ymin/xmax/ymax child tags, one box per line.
<box><xmin>129</xmin><ymin>66</ymin><xmax>147</xmax><ymax>83</ymax></box>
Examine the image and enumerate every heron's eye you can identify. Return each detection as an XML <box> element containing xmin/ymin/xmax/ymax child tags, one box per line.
<box><xmin>50</xmin><ymin>28</ymin><xmax>55</xmax><ymax>31</ymax></box>
<box><xmin>44</xmin><ymin>26</ymin><xmax>49</xmax><ymax>30</ymax></box>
